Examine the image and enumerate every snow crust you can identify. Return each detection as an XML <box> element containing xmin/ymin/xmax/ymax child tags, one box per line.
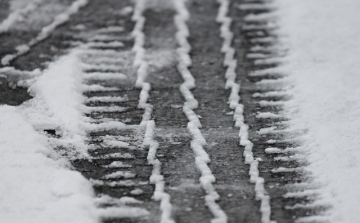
<box><xmin>274</xmin><ymin>0</ymin><xmax>360</xmax><ymax>222</ymax></box>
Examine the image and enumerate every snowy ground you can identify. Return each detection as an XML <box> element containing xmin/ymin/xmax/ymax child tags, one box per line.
<box><xmin>276</xmin><ymin>0</ymin><xmax>360</xmax><ymax>222</ymax></box>
<box><xmin>0</xmin><ymin>1</ymin><xmax>96</xmax><ymax>222</ymax></box>
<box><xmin>0</xmin><ymin>50</ymin><xmax>96</xmax><ymax>223</ymax></box>
<box><xmin>1</xmin><ymin>0</ymin><xmax>360</xmax><ymax>222</ymax></box>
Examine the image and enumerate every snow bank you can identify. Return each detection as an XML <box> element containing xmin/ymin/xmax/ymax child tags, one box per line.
<box><xmin>0</xmin><ymin>47</ymin><xmax>101</xmax><ymax>222</ymax></box>
<box><xmin>20</xmin><ymin>50</ymin><xmax>89</xmax><ymax>157</ymax></box>
<box><xmin>276</xmin><ymin>0</ymin><xmax>360</xmax><ymax>222</ymax></box>
<box><xmin>0</xmin><ymin>106</ymin><xmax>97</xmax><ymax>223</ymax></box>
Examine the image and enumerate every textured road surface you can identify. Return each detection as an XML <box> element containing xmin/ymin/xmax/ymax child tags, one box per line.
<box><xmin>0</xmin><ymin>0</ymin><xmax>323</xmax><ymax>222</ymax></box>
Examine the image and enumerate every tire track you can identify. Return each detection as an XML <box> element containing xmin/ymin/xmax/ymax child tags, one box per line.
<box><xmin>0</xmin><ymin>0</ymin><xmax>328</xmax><ymax>222</ymax></box>
<box><xmin>232</xmin><ymin>0</ymin><xmax>327</xmax><ymax>222</ymax></box>
<box><xmin>74</xmin><ymin>34</ymin><xmax>155</xmax><ymax>222</ymax></box>
<box><xmin>1</xmin><ymin>0</ymin><xmax>89</xmax><ymax>66</ymax></box>
<box><xmin>0</xmin><ymin>1</ymin><xmax>10</xmax><ymax>24</ymax></box>
<box><xmin>0</xmin><ymin>0</ymin><xmax>44</xmax><ymax>33</ymax></box>
<box><xmin>216</xmin><ymin>0</ymin><xmax>274</xmax><ymax>222</ymax></box>
<box><xmin>140</xmin><ymin>3</ymin><xmax>211</xmax><ymax>223</ymax></box>
<box><xmin>179</xmin><ymin>0</ymin><xmax>264</xmax><ymax>222</ymax></box>
<box><xmin>63</xmin><ymin>2</ymin><xmax>161</xmax><ymax>222</ymax></box>
<box><xmin>0</xmin><ymin>0</ymin><xmax>134</xmax><ymax>106</ymax></box>
<box><xmin>174</xmin><ymin>1</ymin><xmax>228</xmax><ymax>223</ymax></box>
<box><xmin>131</xmin><ymin>1</ymin><xmax>175</xmax><ymax>222</ymax></box>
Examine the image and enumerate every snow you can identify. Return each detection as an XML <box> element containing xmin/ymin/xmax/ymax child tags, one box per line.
<box><xmin>86</xmin><ymin>41</ymin><xmax>125</xmax><ymax>48</ymax></box>
<box><xmin>249</xmin><ymin>67</ymin><xmax>285</xmax><ymax>77</ymax></box>
<box><xmin>101</xmin><ymin>140</ymin><xmax>133</xmax><ymax>149</ymax></box>
<box><xmin>86</xmin><ymin>96</ymin><xmax>127</xmax><ymax>103</ymax></box>
<box><xmin>270</xmin><ymin>167</ymin><xmax>301</xmax><ymax>173</ymax></box>
<box><xmin>96</xmin><ymin>26</ymin><xmax>125</xmax><ymax>33</ymax></box>
<box><xmin>0</xmin><ymin>106</ymin><xmax>98</xmax><ymax>223</ymax></box>
<box><xmin>96</xmin><ymin>207</ymin><xmax>149</xmax><ymax>219</ymax></box>
<box><xmin>20</xmin><ymin>50</ymin><xmax>89</xmax><ymax>157</ymax></box>
<box><xmin>102</xmin><ymin>171</ymin><xmax>136</xmax><ymax>179</ymax></box>
<box><xmin>103</xmin><ymin>161</ymin><xmax>132</xmax><ymax>168</ymax></box>
<box><xmin>130</xmin><ymin>189</ymin><xmax>144</xmax><ymax>195</ymax></box>
<box><xmin>256</xmin><ymin>112</ymin><xmax>281</xmax><ymax>119</ymax></box>
<box><xmin>238</xmin><ymin>3</ymin><xmax>276</xmax><ymax>11</ymax></box>
<box><xmin>258</xmin><ymin>100</ymin><xmax>284</xmax><ymax>107</ymax></box>
<box><xmin>264</xmin><ymin>147</ymin><xmax>283</xmax><ymax>154</ymax></box>
<box><xmin>144</xmin><ymin>121</ymin><xmax>174</xmax><ymax>223</ymax></box>
<box><xmin>85</xmin><ymin>106</ymin><xmax>127</xmax><ymax>113</ymax></box>
<box><xmin>0</xmin><ymin>46</ymin><xmax>100</xmax><ymax>222</ymax></box>
<box><xmin>258</xmin><ymin>126</ymin><xmax>277</xmax><ymax>135</ymax></box>
<box><xmin>90</xmin><ymin>179</ymin><xmax>135</xmax><ymax>187</ymax></box>
<box><xmin>131</xmin><ymin>1</ymin><xmax>153</xmax><ymax>124</ymax></box>
<box><xmin>0</xmin><ymin>38</ymin><xmax>151</xmax><ymax>222</ymax></box>
<box><xmin>85</xmin><ymin>121</ymin><xmax>127</xmax><ymax>132</ymax></box>
<box><xmin>83</xmin><ymin>72</ymin><xmax>127</xmax><ymax>81</ymax></box>
<box><xmin>275</xmin><ymin>0</ymin><xmax>360</xmax><ymax>222</ymax></box>
<box><xmin>252</xmin><ymin>91</ymin><xmax>290</xmax><ymax>98</ymax></box>
<box><xmin>82</xmin><ymin>63</ymin><xmax>123</xmax><ymax>71</ymax></box>
<box><xmin>100</xmin><ymin>153</ymin><xmax>134</xmax><ymax>159</ymax></box>
<box><xmin>283</xmin><ymin>190</ymin><xmax>320</xmax><ymax>199</ymax></box>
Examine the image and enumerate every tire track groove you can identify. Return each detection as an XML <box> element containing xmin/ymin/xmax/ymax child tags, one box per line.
<box><xmin>1</xmin><ymin>0</ymin><xmax>89</xmax><ymax>65</ymax></box>
<box><xmin>217</xmin><ymin>1</ymin><xmax>275</xmax><ymax>223</ymax></box>
<box><xmin>131</xmin><ymin>1</ymin><xmax>175</xmax><ymax>222</ymax></box>
<box><xmin>235</xmin><ymin>0</ymin><xmax>327</xmax><ymax>221</ymax></box>
<box><xmin>174</xmin><ymin>1</ymin><xmax>227</xmax><ymax>222</ymax></box>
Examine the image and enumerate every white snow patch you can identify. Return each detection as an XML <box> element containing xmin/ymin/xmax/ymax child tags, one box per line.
<box><xmin>20</xmin><ymin>50</ymin><xmax>89</xmax><ymax>157</ymax></box>
<box><xmin>0</xmin><ymin>106</ymin><xmax>98</xmax><ymax>223</ymax></box>
<box><xmin>102</xmin><ymin>171</ymin><xmax>136</xmax><ymax>179</ymax></box>
<box><xmin>256</xmin><ymin>112</ymin><xmax>282</xmax><ymax>119</ymax></box>
<box><xmin>97</xmin><ymin>207</ymin><xmax>149</xmax><ymax>219</ymax></box>
<box><xmin>130</xmin><ymin>189</ymin><xmax>144</xmax><ymax>195</ymax></box>
<box><xmin>276</xmin><ymin>0</ymin><xmax>360</xmax><ymax>222</ymax></box>
<box><xmin>103</xmin><ymin>161</ymin><xmax>132</xmax><ymax>168</ymax></box>
<box><xmin>86</xmin><ymin>96</ymin><xmax>127</xmax><ymax>103</ymax></box>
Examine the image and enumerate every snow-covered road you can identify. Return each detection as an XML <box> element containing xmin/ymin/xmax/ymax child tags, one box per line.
<box><xmin>0</xmin><ymin>0</ymin><xmax>360</xmax><ymax>223</ymax></box>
